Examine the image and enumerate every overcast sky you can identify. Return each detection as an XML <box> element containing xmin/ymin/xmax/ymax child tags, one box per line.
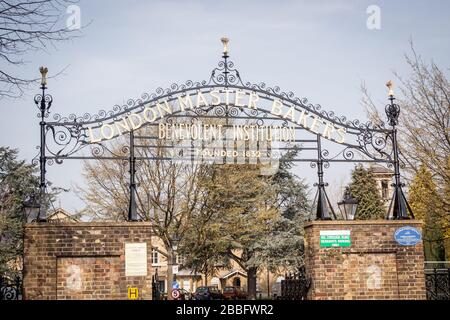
<box><xmin>1</xmin><ymin>0</ymin><xmax>449</xmax><ymax>213</ymax></box>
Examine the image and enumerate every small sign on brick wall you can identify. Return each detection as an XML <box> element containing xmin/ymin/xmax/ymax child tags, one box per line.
<box><xmin>172</xmin><ymin>265</ymin><xmax>179</xmax><ymax>274</ymax></box>
<box><xmin>128</xmin><ymin>287</ymin><xmax>139</xmax><ymax>299</ymax></box>
<box><xmin>125</xmin><ymin>243</ymin><xmax>148</xmax><ymax>276</ymax></box>
<box><xmin>394</xmin><ymin>226</ymin><xmax>421</xmax><ymax>246</ymax></box>
<box><xmin>320</xmin><ymin>230</ymin><xmax>351</xmax><ymax>247</ymax></box>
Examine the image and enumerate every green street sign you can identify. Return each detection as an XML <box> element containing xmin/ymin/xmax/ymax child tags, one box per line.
<box><xmin>320</xmin><ymin>230</ymin><xmax>351</xmax><ymax>247</ymax></box>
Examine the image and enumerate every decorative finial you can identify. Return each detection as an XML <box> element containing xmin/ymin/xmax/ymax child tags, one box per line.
<box><xmin>386</xmin><ymin>80</ymin><xmax>394</xmax><ymax>97</ymax></box>
<box><xmin>40</xmin><ymin>66</ymin><xmax>48</xmax><ymax>86</ymax></box>
<box><xmin>221</xmin><ymin>37</ymin><xmax>229</xmax><ymax>55</ymax></box>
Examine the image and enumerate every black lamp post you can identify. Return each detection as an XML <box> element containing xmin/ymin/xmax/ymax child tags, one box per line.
<box><xmin>338</xmin><ymin>187</ymin><xmax>358</xmax><ymax>220</ymax></box>
<box><xmin>172</xmin><ymin>235</ymin><xmax>180</xmax><ymax>253</ymax></box>
<box><xmin>23</xmin><ymin>194</ymin><xmax>41</xmax><ymax>222</ymax></box>
<box><xmin>171</xmin><ymin>235</ymin><xmax>181</xmax><ymax>279</ymax></box>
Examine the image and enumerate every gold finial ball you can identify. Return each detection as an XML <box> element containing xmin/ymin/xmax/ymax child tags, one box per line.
<box><xmin>386</xmin><ymin>80</ymin><xmax>394</xmax><ymax>97</ymax></box>
<box><xmin>221</xmin><ymin>37</ymin><xmax>229</xmax><ymax>54</ymax></box>
<box><xmin>39</xmin><ymin>66</ymin><xmax>48</xmax><ymax>86</ymax></box>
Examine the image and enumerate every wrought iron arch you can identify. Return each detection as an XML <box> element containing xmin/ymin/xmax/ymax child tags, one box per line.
<box><xmin>32</xmin><ymin>38</ymin><xmax>413</xmax><ymax>222</ymax></box>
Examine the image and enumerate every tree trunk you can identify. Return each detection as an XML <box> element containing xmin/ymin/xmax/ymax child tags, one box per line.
<box><xmin>204</xmin><ymin>266</ymin><xmax>208</xmax><ymax>286</ymax></box>
<box><xmin>247</xmin><ymin>267</ymin><xmax>257</xmax><ymax>300</ymax></box>
<box><xmin>166</xmin><ymin>249</ymin><xmax>174</xmax><ymax>300</ymax></box>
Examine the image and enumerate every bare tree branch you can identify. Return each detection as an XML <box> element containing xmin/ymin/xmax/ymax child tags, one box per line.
<box><xmin>0</xmin><ymin>0</ymin><xmax>82</xmax><ymax>99</ymax></box>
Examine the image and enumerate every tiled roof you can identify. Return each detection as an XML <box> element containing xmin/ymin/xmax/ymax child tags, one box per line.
<box><xmin>369</xmin><ymin>164</ymin><xmax>393</xmax><ymax>174</ymax></box>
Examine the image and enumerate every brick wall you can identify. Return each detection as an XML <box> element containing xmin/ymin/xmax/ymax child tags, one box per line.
<box><xmin>304</xmin><ymin>220</ymin><xmax>426</xmax><ymax>300</ymax></box>
<box><xmin>23</xmin><ymin>222</ymin><xmax>152</xmax><ymax>300</ymax></box>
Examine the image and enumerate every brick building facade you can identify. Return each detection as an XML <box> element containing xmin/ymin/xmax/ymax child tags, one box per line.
<box><xmin>23</xmin><ymin>222</ymin><xmax>152</xmax><ymax>300</ymax></box>
<box><xmin>304</xmin><ymin>220</ymin><xmax>426</xmax><ymax>300</ymax></box>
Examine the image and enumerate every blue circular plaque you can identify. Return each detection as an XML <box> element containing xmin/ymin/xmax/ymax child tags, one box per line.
<box><xmin>394</xmin><ymin>226</ymin><xmax>422</xmax><ymax>246</ymax></box>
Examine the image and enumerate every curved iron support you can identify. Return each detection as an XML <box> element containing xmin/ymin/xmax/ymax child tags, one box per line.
<box><xmin>385</xmin><ymin>93</ymin><xmax>414</xmax><ymax>220</ymax></box>
<box><xmin>32</xmin><ymin>44</ymin><xmax>413</xmax><ymax>224</ymax></box>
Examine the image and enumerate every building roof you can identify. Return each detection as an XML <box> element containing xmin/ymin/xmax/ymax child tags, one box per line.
<box><xmin>27</xmin><ymin>207</ymin><xmax>79</xmax><ymax>222</ymax></box>
<box><xmin>176</xmin><ymin>268</ymin><xmax>202</xmax><ymax>277</ymax></box>
<box><xmin>369</xmin><ymin>164</ymin><xmax>394</xmax><ymax>175</ymax></box>
<box><xmin>219</xmin><ymin>269</ymin><xmax>247</xmax><ymax>279</ymax></box>
<box><xmin>47</xmin><ymin>208</ymin><xmax>79</xmax><ymax>222</ymax></box>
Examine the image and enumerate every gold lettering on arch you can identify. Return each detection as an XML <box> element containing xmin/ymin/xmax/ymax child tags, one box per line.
<box><xmin>88</xmin><ymin>88</ymin><xmax>347</xmax><ymax>144</ymax></box>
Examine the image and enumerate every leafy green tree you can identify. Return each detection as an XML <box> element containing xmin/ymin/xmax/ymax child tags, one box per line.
<box><xmin>77</xmin><ymin>127</ymin><xmax>208</xmax><ymax>299</ymax></box>
<box><xmin>249</xmin><ymin>149</ymin><xmax>310</xmax><ymax>272</ymax></box>
<box><xmin>409</xmin><ymin>165</ymin><xmax>446</xmax><ymax>261</ymax></box>
<box><xmin>272</xmin><ymin>148</ymin><xmax>310</xmax><ymax>220</ymax></box>
<box><xmin>347</xmin><ymin>164</ymin><xmax>385</xmax><ymax>220</ymax></box>
<box><xmin>200</xmin><ymin>163</ymin><xmax>276</xmax><ymax>299</ymax></box>
<box><xmin>181</xmin><ymin>148</ymin><xmax>310</xmax><ymax>298</ymax></box>
<box><xmin>0</xmin><ymin>147</ymin><xmax>39</xmax><ymax>278</ymax></box>
<box><xmin>181</xmin><ymin>170</ymin><xmax>231</xmax><ymax>284</ymax></box>
<box><xmin>443</xmin><ymin>157</ymin><xmax>450</xmax><ymax>260</ymax></box>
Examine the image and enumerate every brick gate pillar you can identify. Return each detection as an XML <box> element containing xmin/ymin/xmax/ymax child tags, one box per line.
<box><xmin>23</xmin><ymin>222</ymin><xmax>153</xmax><ymax>300</ymax></box>
<box><xmin>304</xmin><ymin>220</ymin><xmax>426</xmax><ymax>300</ymax></box>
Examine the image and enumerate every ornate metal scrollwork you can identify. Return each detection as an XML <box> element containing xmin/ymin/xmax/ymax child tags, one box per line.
<box><xmin>45</xmin><ymin>123</ymin><xmax>88</xmax><ymax>158</ymax></box>
<box><xmin>425</xmin><ymin>268</ymin><xmax>450</xmax><ymax>300</ymax></box>
<box><xmin>34</xmin><ymin>93</ymin><xmax>53</xmax><ymax>118</ymax></box>
<box><xmin>0</xmin><ymin>276</ymin><xmax>22</xmax><ymax>300</ymax></box>
<box><xmin>209</xmin><ymin>59</ymin><xmax>244</xmax><ymax>86</ymax></box>
<box><xmin>0</xmin><ymin>285</ymin><xmax>19</xmax><ymax>300</ymax></box>
<box><xmin>39</xmin><ymin>48</ymin><xmax>396</xmax><ymax>168</ymax></box>
<box><xmin>318</xmin><ymin>127</ymin><xmax>393</xmax><ymax>164</ymax></box>
<box><xmin>245</xmin><ymin>81</ymin><xmax>387</xmax><ymax>132</ymax></box>
<box><xmin>385</xmin><ymin>100</ymin><xmax>401</xmax><ymax>126</ymax></box>
<box><xmin>43</xmin><ymin>121</ymin><xmax>130</xmax><ymax>162</ymax></box>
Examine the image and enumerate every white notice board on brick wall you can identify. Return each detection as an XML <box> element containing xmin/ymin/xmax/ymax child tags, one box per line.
<box><xmin>125</xmin><ymin>243</ymin><xmax>148</xmax><ymax>276</ymax></box>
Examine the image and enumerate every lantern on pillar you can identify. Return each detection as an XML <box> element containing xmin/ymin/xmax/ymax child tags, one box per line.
<box><xmin>337</xmin><ymin>187</ymin><xmax>358</xmax><ymax>220</ymax></box>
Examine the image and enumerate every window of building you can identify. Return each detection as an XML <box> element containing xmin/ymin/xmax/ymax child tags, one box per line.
<box><xmin>151</xmin><ymin>249</ymin><xmax>159</xmax><ymax>264</ymax></box>
<box><xmin>211</xmin><ymin>277</ymin><xmax>220</xmax><ymax>288</ymax></box>
<box><xmin>158</xmin><ymin>280</ymin><xmax>166</xmax><ymax>293</ymax></box>
<box><xmin>381</xmin><ymin>180</ymin><xmax>389</xmax><ymax>199</ymax></box>
<box><xmin>183</xmin><ymin>280</ymin><xmax>190</xmax><ymax>292</ymax></box>
<box><xmin>176</xmin><ymin>253</ymin><xmax>186</xmax><ymax>265</ymax></box>
<box><xmin>233</xmin><ymin>277</ymin><xmax>241</xmax><ymax>288</ymax></box>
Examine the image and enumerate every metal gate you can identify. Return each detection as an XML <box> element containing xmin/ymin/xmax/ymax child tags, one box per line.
<box><xmin>425</xmin><ymin>268</ymin><xmax>450</xmax><ymax>300</ymax></box>
<box><xmin>280</xmin><ymin>269</ymin><xmax>311</xmax><ymax>300</ymax></box>
<box><xmin>32</xmin><ymin>38</ymin><xmax>414</xmax><ymax>223</ymax></box>
<box><xmin>0</xmin><ymin>276</ymin><xmax>22</xmax><ymax>300</ymax></box>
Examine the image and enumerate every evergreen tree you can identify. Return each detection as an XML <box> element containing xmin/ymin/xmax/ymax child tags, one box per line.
<box><xmin>0</xmin><ymin>147</ymin><xmax>39</xmax><ymax>278</ymax></box>
<box><xmin>181</xmin><ymin>148</ymin><xmax>310</xmax><ymax>298</ymax></box>
<box><xmin>271</xmin><ymin>148</ymin><xmax>310</xmax><ymax>220</ymax></box>
<box><xmin>0</xmin><ymin>147</ymin><xmax>61</xmax><ymax>278</ymax></box>
<box><xmin>250</xmin><ymin>148</ymin><xmax>310</xmax><ymax>272</ymax></box>
<box><xmin>347</xmin><ymin>164</ymin><xmax>385</xmax><ymax>220</ymax></box>
<box><xmin>409</xmin><ymin>165</ymin><xmax>446</xmax><ymax>261</ymax></box>
<box><xmin>198</xmin><ymin>163</ymin><xmax>277</xmax><ymax>299</ymax></box>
